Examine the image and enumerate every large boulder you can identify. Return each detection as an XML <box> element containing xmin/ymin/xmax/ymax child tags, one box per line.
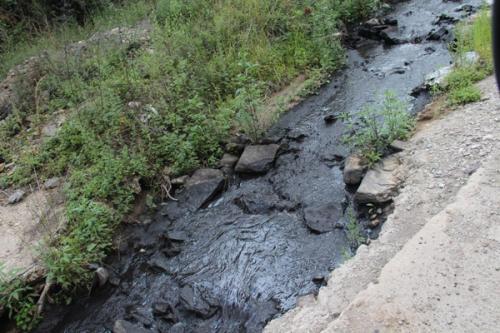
<box><xmin>343</xmin><ymin>155</ymin><xmax>366</xmax><ymax>185</ymax></box>
<box><xmin>355</xmin><ymin>156</ymin><xmax>403</xmax><ymax>204</ymax></box>
<box><xmin>235</xmin><ymin>144</ymin><xmax>280</xmax><ymax>174</ymax></box>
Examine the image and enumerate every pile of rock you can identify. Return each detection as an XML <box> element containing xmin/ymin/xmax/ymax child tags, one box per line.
<box><xmin>162</xmin><ymin>135</ymin><xmax>282</xmax><ymax>218</ymax></box>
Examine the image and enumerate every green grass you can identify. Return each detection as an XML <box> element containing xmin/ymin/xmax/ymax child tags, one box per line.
<box><xmin>0</xmin><ymin>1</ymin><xmax>155</xmax><ymax>77</ymax></box>
<box><xmin>442</xmin><ymin>8</ymin><xmax>493</xmax><ymax>106</ymax></box>
<box><xmin>342</xmin><ymin>91</ymin><xmax>415</xmax><ymax>166</ymax></box>
<box><xmin>345</xmin><ymin>207</ymin><xmax>365</xmax><ymax>248</ymax></box>
<box><xmin>0</xmin><ymin>0</ymin><xmax>380</xmax><ymax>330</ymax></box>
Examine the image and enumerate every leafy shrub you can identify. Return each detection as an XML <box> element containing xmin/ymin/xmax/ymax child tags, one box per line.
<box><xmin>342</xmin><ymin>92</ymin><xmax>414</xmax><ymax>165</ymax></box>
<box><xmin>0</xmin><ymin>265</ymin><xmax>41</xmax><ymax>331</ymax></box>
<box><xmin>448</xmin><ymin>84</ymin><xmax>481</xmax><ymax>105</ymax></box>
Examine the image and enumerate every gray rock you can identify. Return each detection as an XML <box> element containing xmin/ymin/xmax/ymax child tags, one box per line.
<box><xmin>225</xmin><ymin>142</ymin><xmax>246</xmax><ymax>155</ymax></box>
<box><xmin>171</xmin><ymin>175</ymin><xmax>189</xmax><ymax>186</ymax></box>
<box><xmin>425</xmin><ymin>65</ymin><xmax>453</xmax><ymax>88</ymax></box>
<box><xmin>95</xmin><ymin>267</ymin><xmax>110</xmax><ymax>287</ymax></box>
<box><xmin>426</xmin><ymin>26</ymin><xmax>450</xmax><ymax>41</ymax></box>
<box><xmin>8</xmin><ymin>190</ymin><xmax>25</xmax><ymax>205</ymax></box>
<box><xmin>184</xmin><ymin>168</ymin><xmax>225</xmax><ymax>210</ymax></box>
<box><xmin>303</xmin><ymin>203</ymin><xmax>343</xmax><ymax>233</ymax></box>
<box><xmin>113</xmin><ymin>319</ymin><xmax>150</xmax><ymax>333</ymax></box>
<box><xmin>147</xmin><ymin>253</ymin><xmax>172</xmax><ymax>273</ymax></box>
<box><xmin>44</xmin><ymin>177</ymin><xmax>60</xmax><ymax>189</ymax></box>
<box><xmin>179</xmin><ymin>284</ymin><xmax>216</xmax><ymax>318</ymax></box>
<box><xmin>235</xmin><ymin>144</ymin><xmax>280</xmax><ymax>174</ymax></box>
<box><xmin>219</xmin><ymin>153</ymin><xmax>239</xmax><ymax>169</ymax></box>
<box><xmin>458</xmin><ymin>51</ymin><xmax>480</xmax><ymax>67</ymax></box>
<box><xmin>41</xmin><ymin>123</ymin><xmax>58</xmax><ymax>138</ymax></box>
<box><xmin>343</xmin><ymin>155</ymin><xmax>366</xmax><ymax>185</ymax></box>
<box><xmin>355</xmin><ymin>156</ymin><xmax>403</xmax><ymax>204</ymax></box>
<box><xmin>389</xmin><ymin>140</ymin><xmax>408</xmax><ymax>152</ymax></box>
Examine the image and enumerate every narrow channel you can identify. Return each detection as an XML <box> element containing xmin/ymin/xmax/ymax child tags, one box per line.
<box><xmin>35</xmin><ymin>0</ymin><xmax>482</xmax><ymax>332</ymax></box>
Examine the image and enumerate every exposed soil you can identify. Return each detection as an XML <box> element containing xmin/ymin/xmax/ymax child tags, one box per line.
<box><xmin>0</xmin><ymin>188</ymin><xmax>64</xmax><ymax>274</ymax></box>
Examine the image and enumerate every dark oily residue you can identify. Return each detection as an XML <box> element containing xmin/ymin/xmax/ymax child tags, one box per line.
<box><xmin>35</xmin><ymin>1</ymin><xmax>483</xmax><ymax>332</ymax></box>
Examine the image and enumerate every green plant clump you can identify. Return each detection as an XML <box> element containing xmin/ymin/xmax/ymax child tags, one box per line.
<box><xmin>345</xmin><ymin>207</ymin><xmax>365</xmax><ymax>248</ymax></box>
<box><xmin>342</xmin><ymin>91</ymin><xmax>415</xmax><ymax>165</ymax></box>
<box><xmin>0</xmin><ymin>265</ymin><xmax>41</xmax><ymax>331</ymax></box>
<box><xmin>442</xmin><ymin>8</ymin><xmax>492</xmax><ymax>106</ymax></box>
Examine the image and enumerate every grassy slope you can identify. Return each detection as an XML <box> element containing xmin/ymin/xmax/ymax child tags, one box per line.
<box><xmin>0</xmin><ymin>0</ymin><xmax>381</xmax><ymax>330</ymax></box>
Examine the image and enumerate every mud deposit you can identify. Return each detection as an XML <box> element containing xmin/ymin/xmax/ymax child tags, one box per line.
<box><xmin>35</xmin><ymin>1</ymin><xmax>482</xmax><ymax>332</ymax></box>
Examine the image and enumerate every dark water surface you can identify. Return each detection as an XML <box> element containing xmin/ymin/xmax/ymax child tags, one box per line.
<box><xmin>35</xmin><ymin>1</ymin><xmax>482</xmax><ymax>332</ymax></box>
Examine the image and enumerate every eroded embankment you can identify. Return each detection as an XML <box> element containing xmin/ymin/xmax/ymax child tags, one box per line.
<box><xmin>32</xmin><ymin>1</ymin><xmax>484</xmax><ymax>332</ymax></box>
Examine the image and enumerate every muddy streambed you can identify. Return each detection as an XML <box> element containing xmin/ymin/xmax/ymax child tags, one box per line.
<box><xmin>34</xmin><ymin>1</ymin><xmax>482</xmax><ymax>332</ymax></box>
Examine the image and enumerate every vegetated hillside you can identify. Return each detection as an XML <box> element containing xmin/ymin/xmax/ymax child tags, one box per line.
<box><xmin>0</xmin><ymin>0</ymin><xmax>382</xmax><ymax>330</ymax></box>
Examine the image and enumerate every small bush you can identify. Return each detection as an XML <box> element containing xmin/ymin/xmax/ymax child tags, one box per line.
<box><xmin>342</xmin><ymin>92</ymin><xmax>414</xmax><ymax>165</ymax></box>
<box><xmin>443</xmin><ymin>8</ymin><xmax>492</xmax><ymax>106</ymax></box>
<box><xmin>448</xmin><ymin>84</ymin><xmax>481</xmax><ymax>105</ymax></box>
<box><xmin>0</xmin><ymin>265</ymin><xmax>41</xmax><ymax>332</ymax></box>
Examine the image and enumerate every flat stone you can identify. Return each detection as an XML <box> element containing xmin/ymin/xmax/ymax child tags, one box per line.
<box><xmin>183</xmin><ymin>169</ymin><xmax>225</xmax><ymax>210</ymax></box>
<box><xmin>44</xmin><ymin>177</ymin><xmax>60</xmax><ymax>189</ymax></box>
<box><xmin>167</xmin><ymin>231</ymin><xmax>188</xmax><ymax>242</ymax></box>
<box><xmin>219</xmin><ymin>153</ymin><xmax>239</xmax><ymax>169</ymax></box>
<box><xmin>235</xmin><ymin>144</ymin><xmax>280</xmax><ymax>174</ymax></box>
<box><xmin>171</xmin><ymin>175</ymin><xmax>189</xmax><ymax>186</ymax></box>
<box><xmin>113</xmin><ymin>320</ymin><xmax>150</xmax><ymax>333</ymax></box>
<box><xmin>179</xmin><ymin>284</ymin><xmax>216</xmax><ymax>318</ymax></box>
<box><xmin>343</xmin><ymin>155</ymin><xmax>366</xmax><ymax>185</ymax></box>
<box><xmin>95</xmin><ymin>267</ymin><xmax>110</xmax><ymax>287</ymax></box>
<box><xmin>8</xmin><ymin>190</ymin><xmax>25</xmax><ymax>204</ymax></box>
<box><xmin>147</xmin><ymin>253</ymin><xmax>172</xmax><ymax>273</ymax></box>
<box><xmin>425</xmin><ymin>65</ymin><xmax>453</xmax><ymax>88</ymax></box>
<box><xmin>304</xmin><ymin>203</ymin><xmax>343</xmax><ymax>233</ymax></box>
<box><xmin>225</xmin><ymin>142</ymin><xmax>246</xmax><ymax>155</ymax></box>
<box><xmin>426</xmin><ymin>26</ymin><xmax>449</xmax><ymax>41</ymax></box>
<box><xmin>389</xmin><ymin>140</ymin><xmax>408</xmax><ymax>152</ymax></box>
<box><xmin>152</xmin><ymin>301</ymin><xmax>177</xmax><ymax>322</ymax></box>
<box><xmin>355</xmin><ymin>156</ymin><xmax>403</xmax><ymax>204</ymax></box>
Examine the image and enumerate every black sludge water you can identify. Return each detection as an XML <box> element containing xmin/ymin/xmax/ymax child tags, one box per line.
<box><xmin>35</xmin><ymin>1</ymin><xmax>482</xmax><ymax>332</ymax></box>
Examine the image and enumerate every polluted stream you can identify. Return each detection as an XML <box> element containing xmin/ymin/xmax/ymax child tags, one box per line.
<box><xmin>35</xmin><ymin>1</ymin><xmax>482</xmax><ymax>332</ymax></box>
